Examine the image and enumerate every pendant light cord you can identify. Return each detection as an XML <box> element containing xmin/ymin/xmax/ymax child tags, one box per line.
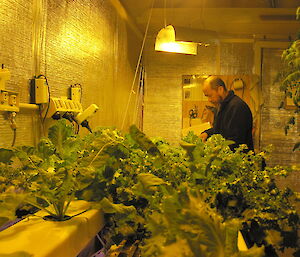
<box><xmin>164</xmin><ymin>0</ymin><xmax>167</xmax><ymax>27</ymax></box>
<box><xmin>121</xmin><ymin>0</ymin><xmax>155</xmax><ymax>130</ymax></box>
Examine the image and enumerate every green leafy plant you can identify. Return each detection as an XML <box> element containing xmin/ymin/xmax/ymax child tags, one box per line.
<box><xmin>0</xmin><ymin>122</ymin><xmax>298</xmax><ymax>257</ymax></box>
<box><xmin>275</xmin><ymin>7</ymin><xmax>300</xmax><ymax>151</ymax></box>
<box><xmin>0</xmin><ymin>149</ymin><xmax>28</xmax><ymax>226</ymax></box>
<box><xmin>8</xmin><ymin>120</ymin><xmax>128</xmax><ymax>221</ymax></box>
<box><xmin>97</xmin><ymin>127</ymin><xmax>298</xmax><ymax>256</ymax></box>
<box><xmin>182</xmin><ymin>132</ymin><xmax>299</xmax><ymax>256</ymax></box>
<box><xmin>134</xmin><ymin>175</ymin><xmax>264</xmax><ymax>257</ymax></box>
<box><xmin>0</xmin><ymin>188</ymin><xmax>27</xmax><ymax>227</ymax></box>
<box><xmin>10</xmin><ymin>120</ymin><xmax>86</xmax><ymax>220</ymax></box>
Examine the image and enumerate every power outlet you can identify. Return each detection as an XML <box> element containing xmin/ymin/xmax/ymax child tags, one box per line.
<box><xmin>0</xmin><ymin>91</ymin><xmax>9</xmax><ymax>104</ymax></box>
<box><xmin>0</xmin><ymin>90</ymin><xmax>19</xmax><ymax>112</ymax></box>
<box><xmin>44</xmin><ymin>97</ymin><xmax>83</xmax><ymax>118</ymax></box>
<box><xmin>9</xmin><ymin>95</ymin><xmax>17</xmax><ymax>106</ymax></box>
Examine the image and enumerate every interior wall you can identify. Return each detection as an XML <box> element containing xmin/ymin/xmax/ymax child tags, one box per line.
<box><xmin>0</xmin><ymin>0</ymin><xmax>140</xmax><ymax>148</ymax></box>
<box><xmin>143</xmin><ymin>39</ymin><xmax>253</xmax><ymax>144</ymax></box>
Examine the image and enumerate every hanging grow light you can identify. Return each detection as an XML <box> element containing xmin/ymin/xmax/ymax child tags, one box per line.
<box><xmin>155</xmin><ymin>25</ymin><xmax>219</xmax><ymax>55</ymax></box>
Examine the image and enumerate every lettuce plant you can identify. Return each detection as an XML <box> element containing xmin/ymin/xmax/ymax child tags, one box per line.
<box><xmin>9</xmin><ymin>120</ymin><xmax>125</xmax><ymax>221</ymax></box>
<box><xmin>0</xmin><ymin>149</ymin><xmax>28</xmax><ymax>226</ymax></box>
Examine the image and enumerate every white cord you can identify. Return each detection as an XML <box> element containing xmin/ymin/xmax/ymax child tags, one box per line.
<box><xmin>164</xmin><ymin>0</ymin><xmax>167</xmax><ymax>27</ymax></box>
<box><xmin>121</xmin><ymin>0</ymin><xmax>156</xmax><ymax>130</ymax></box>
<box><xmin>132</xmin><ymin>66</ymin><xmax>145</xmax><ymax>126</ymax></box>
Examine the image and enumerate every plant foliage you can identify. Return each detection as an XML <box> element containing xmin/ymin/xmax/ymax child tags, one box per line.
<box><xmin>0</xmin><ymin>122</ymin><xmax>298</xmax><ymax>257</ymax></box>
<box><xmin>275</xmin><ymin>8</ymin><xmax>300</xmax><ymax>151</ymax></box>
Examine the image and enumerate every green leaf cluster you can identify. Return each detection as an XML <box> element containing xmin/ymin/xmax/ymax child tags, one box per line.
<box><xmin>0</xmin><ymin>122</ymin><xmax>298</xmax><ymax>257</ymax></box>
<box><xmin>275</xmin><ymin>9</ymin><xmax>300</xmax><ymax>151</ymax></box>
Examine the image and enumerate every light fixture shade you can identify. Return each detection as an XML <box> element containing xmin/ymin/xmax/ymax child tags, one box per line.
<box><xmin>155</xmin><ymin>25</ymin><xmax>198</xmax><ymax>55</ymax></box>
<box><xmin>155</xmin><ymin>25</ymin><xmax>176</xmax><ymax>43</ymax></box>
<box><xmin>155</xmin><ymin>25</ymin><xmax>219</xmax><ymax>55</ymax></box>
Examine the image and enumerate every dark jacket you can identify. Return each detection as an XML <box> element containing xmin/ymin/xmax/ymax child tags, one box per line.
<box><xmin>205</xmin><ymin>90</ymin><xmax>254</xmax><ymax>151</ymax></box>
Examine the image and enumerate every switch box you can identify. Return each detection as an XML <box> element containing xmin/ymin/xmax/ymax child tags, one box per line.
<box><xmin>0</xmin><ymin>68</ymin><xmax>11</xmax><ymax>90</ymax></box>
<box><xmin>70</xmin><ymin>85</ymin><xmax>82</xmax><ymax>102</ymax></box>
<box><xmin>30</xmin><ymin>78</ymin><xmax>49</xmax><ymax>104</ymax></box>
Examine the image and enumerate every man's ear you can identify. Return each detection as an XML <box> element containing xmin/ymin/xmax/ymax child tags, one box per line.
<box><xmin>217</xmin><ymin>86</ymin><xmax>224</xmax><ymax>94</ymax></box>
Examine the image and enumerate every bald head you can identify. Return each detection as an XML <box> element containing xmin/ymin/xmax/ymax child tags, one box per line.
<box><xmin>203</xmin><ymin>76</ymin><xmax>228</xmax><ymax>105</ymax></box>
<box><xmin>203</xmin><ymin>76</ymin><xmax>227</xmax><ymax>91</ymax></box>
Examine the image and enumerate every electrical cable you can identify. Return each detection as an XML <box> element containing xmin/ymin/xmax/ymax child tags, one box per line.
<box><xmin>72</xmin><ymin>118</ymin><xmax>80</xmax><ymax>135</ymax></box>
<box><xmin>62</xmin><ymin>112</ymin><xmax>75</xmax><ymax>123</ymax></box>
<box><xmin>42</xmin><ymin>0</ymin><xmax>48</xmax><ymax>78</ymax></box>
<box><xmin>133</xmin><ymin>65</ymin><xmax>146</xmax><ymax>127</ymax></box>
<box><xmin>201</xmin><ymin>0</ymin><xmax>206</xmax><ymax>29</ymax></box>
<box><xmin>35</xmin><ymin>74</ymin><xmax>51</xmax><ymax>124</ymax></box>
<box><xmin>61</xmin><ymin>109</ymin><xmax>81</xmax><ymax>134</ymax></box>
<box><xmin>81</xmin><ymin>120</ymin><xmax>92</xmax><ymax>133</ymax></box>
<box><xmin>8</xmin><ymin>112</ymin><xmax>17</xmax><ymax>147</ymax></box>
<box><xmin>121</xmin><ymin>0</ymin><xmax>156</xmax><ymax>130</ymax></box>
<box><xmin>43</xmin><ymin>78</ymin><xmax>50</xmax><ymax>124</ymax></box>
<box><xmin>164</xmin><ymin>0</ymin><xmax>167</xmax><ymax>27</ymax></box>
<box><xmin>33</xmin><ymin>74</ymin><xmax>50</xmax><ymax>136</ymax></box>
<box><xmin>62</xmin><ymin>112</ymin><xmax>80</xmax><ymax>134</ymax></box>
<box><xmin>11</xmin><ymin>129</ymin><xmax>16</xmax><ymax>147</ymax></box>
<box><xmin>38</xmin><ymin>104</ymin><xmax>46</xmax><ymax>136</ymax></box>
<box><xmin>33</xmin><ymin>0</ymin><xmax>47</xmax><ymax>77</ymax></box>
<box><xmin>76</xmin><ymin>123</ymin><xmax>80</xmax><ymax>134</ymax></box>
<box><xmin>132</xmin><ymin>65</ymin><xmax>143</xmax><ymax>125</ymax></box>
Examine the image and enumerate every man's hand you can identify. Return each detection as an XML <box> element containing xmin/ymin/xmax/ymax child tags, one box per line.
<box><xmin>199</xmin><ymin>132</ymin><xmax>208</xmax><ymax>142</ymax></box>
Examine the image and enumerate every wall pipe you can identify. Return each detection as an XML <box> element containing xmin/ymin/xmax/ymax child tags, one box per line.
<box><xmin>19</xmin><ymin>103</ymin><xmax>39</xmax><ymax>111</ymax></box>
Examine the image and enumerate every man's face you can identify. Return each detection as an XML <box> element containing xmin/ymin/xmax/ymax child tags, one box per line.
<box><xmin>203</xmin><ymin>83</ymin><xmax>222</xmax><ymax>105</ymax></box>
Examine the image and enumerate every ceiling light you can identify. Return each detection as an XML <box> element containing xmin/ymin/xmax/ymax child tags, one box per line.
<box><xmin>155</xmin><ymin>25</ymin><xmax>197</xmax><ymax>55</ymax></box>
<box><xmin>155</xmin><ymin>25</ymin><xmax>218</xmax><ymax>55</ymax></box>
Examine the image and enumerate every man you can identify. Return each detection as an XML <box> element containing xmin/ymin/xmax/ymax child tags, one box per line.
<box><xmin>200</xmin><ymin>76</ymin><xmax>254</xmax><ymax>151</ymax></box>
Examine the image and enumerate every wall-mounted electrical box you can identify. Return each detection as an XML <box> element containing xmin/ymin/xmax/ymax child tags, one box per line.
<box><xmin>70</xmin><ymin>85</ymin><xmax>82</xmax><ymax>102</ymax></box>
<box><xmin>30</xmin><ymin>77</ymin><xmax>49</xmax><ymax>104</ymax></box>
<box><xmin>44</xmin><ymin>97</ymin><xmax>83</xmax><ymax>118</ymax></box>
<box><xmin>0</xmin><ymin>90</ymin><xmax>20</xmax><ymax>112</ymax></box>
<box><xmin>0</xmin><ymin>67</ymin><xmax>11</xmax><ymax>90</ymax></box>
<box><xmin>0</xmin><ymin>66</ymin><xmax>20</xmax><ymax>112</ymax></box>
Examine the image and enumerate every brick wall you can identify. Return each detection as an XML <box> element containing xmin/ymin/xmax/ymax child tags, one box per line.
<box><xmin>0</xmin><ymin>0</ymin><xmax>140</xmax><ymax>147</ymax></box>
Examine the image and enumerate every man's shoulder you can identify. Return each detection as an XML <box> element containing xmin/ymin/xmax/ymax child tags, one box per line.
<box><xmin>230</xmin><ymin>94</ymin><xmax>248</xmax><ymax>106</ymax></box>
<box><xmin>228</xmin><ymin>95</ymin><xmax>252</xmax><ymax>112</ymax></box>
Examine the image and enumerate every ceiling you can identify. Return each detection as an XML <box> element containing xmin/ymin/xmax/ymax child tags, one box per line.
<box><xmin>119</xmin><ymin>0</ymin><xmax>300</xmax><ymax>39</ymax></box>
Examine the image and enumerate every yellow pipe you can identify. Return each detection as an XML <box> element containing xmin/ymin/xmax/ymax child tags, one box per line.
<box><xmin>19</xmin><ymin>103</ymin><xmax>39</xmax><ymax>111</ymax></box>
